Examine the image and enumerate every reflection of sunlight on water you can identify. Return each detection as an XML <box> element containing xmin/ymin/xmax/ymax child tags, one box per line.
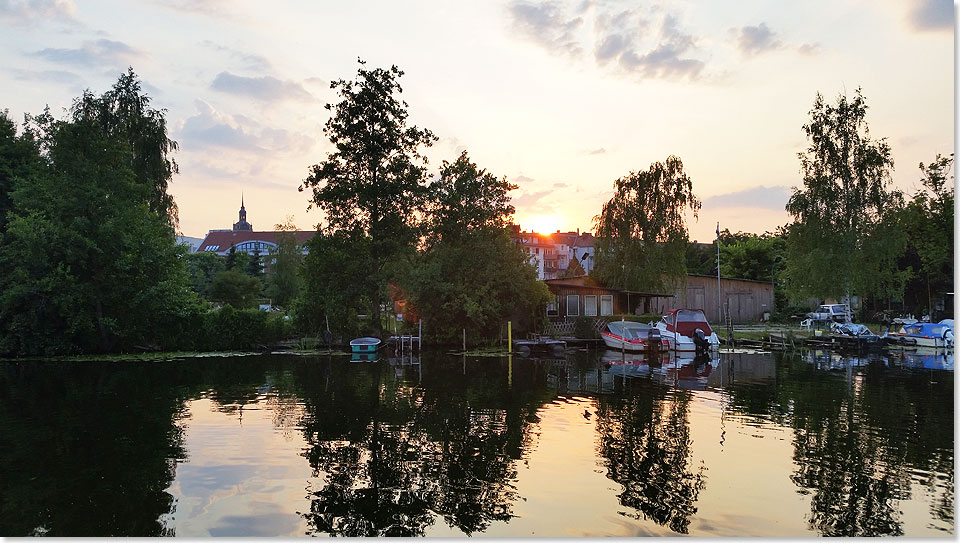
<box><xmin>161</xmin><ymin>398</ymin><xmax>319</xmax><ymax>537</ymax></box>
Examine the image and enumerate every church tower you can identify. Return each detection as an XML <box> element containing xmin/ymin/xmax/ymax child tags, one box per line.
<box><xmin>233</xmin><ymin>195</ymin><xmax>253</xmax><ymax>231</ymax></box>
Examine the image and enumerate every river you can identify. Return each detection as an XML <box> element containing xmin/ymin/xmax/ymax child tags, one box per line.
<box><xmin>0</xmin><ymin>348</ymin><xmax>952</xmax><ymax>537</ymax></box>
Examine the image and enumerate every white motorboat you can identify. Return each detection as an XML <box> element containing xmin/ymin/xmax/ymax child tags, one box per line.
<box><xmin>654</xmin><ymin>309</ymin><xmax>720</xmax><ymax>352</ymax></box>
<box><xmin>601</xmin><ymin>320</ymin><xmax>669</xmax><ymax>352</ymax></box>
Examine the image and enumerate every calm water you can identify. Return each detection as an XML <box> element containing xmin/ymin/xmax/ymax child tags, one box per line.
<box><xmin>0</xmin><ymin>348</ymin><xmax>953</xmax><ymax>537</ymax></box>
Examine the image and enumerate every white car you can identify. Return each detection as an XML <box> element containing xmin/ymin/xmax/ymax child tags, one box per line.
<box><xmin>807</xmin><ymin>304</ymin><xmax>850</xmax><ymax>323</ymax></box>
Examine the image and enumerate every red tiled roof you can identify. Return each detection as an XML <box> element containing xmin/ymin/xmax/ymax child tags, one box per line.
<box><xmin>197</xmin><ymin>230</ymin><xmax>316</xmax><ymax>253</ymax></box>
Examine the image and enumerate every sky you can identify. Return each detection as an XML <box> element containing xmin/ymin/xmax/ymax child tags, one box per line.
<box><xmin>0</xmin><ymin>0</ymin><xmax>954</xmax><ymax>241</ymax></box>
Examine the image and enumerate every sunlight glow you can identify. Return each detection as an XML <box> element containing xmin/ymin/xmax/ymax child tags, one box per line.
<box><xmin>524</xmin><ymin>214</ymin><xmax>567</xmax><ymax>235</ymax></box>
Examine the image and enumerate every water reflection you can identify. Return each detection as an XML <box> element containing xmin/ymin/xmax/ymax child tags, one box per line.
<box><xmin>0</xmin><ymin>347</ymin><xmax>952</xmax><ymax>537</ymax></box>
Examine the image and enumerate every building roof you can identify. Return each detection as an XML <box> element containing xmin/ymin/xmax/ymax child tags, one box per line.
<box><xmin>197</xmin><ymin>230</ymin><xmax>316</xmax><ymax>253</ymax></box>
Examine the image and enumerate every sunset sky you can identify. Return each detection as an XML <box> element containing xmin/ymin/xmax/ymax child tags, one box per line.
<box><xmin>1</xmin><ymin>0</ymin><xmax>953</xmax><ymax>241</ymax></box>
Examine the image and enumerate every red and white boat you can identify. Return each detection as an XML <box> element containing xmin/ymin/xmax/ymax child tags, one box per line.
<box><xmin>601</xmin><ymin>320</ymin><xmax>669</xmax><ymax>352</ymax></box>
<box><xmin>654</xmin><ymin>309</ymin><xmax>721</xmax><ymax>352</ymax></box>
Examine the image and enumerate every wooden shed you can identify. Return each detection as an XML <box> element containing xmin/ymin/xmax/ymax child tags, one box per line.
<box><xmin>543</xmin><ymin>277</ymin><xmax>673</xmax><ymax>321</ymax></box>
<box><xmin>649</xmin><ymin>274</ymin><xmax>774</xmax><ymax>324</ymax></box>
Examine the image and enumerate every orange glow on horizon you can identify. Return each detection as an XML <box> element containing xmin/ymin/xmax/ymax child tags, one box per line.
<box><xmin>522</xmin><ymin>214</ymin><xmax>569</xmax><ymax>235</ymax></box>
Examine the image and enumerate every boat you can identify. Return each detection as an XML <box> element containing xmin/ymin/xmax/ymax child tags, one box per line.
<box><xmin>829</xmin><ymin>322</ymin><xmax>882</xmax><ymax>352</ymax></box>
<box><xmin>514</xmin><ymin>336</ymin><xmax>566</xmax><ymax>357</ymax></box>
<box><xmin>350</xmin><ymin>336</ymin><xmax>382</xmax><ymax>353</ymax></box>
<box><xmin>884</xmin><ymin>321</ymin><xmax>954</xmax><ymax>348</ymax></box>
<box><xmin>601</xmin><ymin>320</ymin><xmax>668</xmax><ymax>352</ymax></box>
<box><xmin>654</xmin><ymin>309</ymin><xmax>720</xmax><ymax>353</ymax></box>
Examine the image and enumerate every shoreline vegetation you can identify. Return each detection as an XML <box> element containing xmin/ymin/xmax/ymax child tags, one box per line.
<box><xmin>0</xmin><ymin>64</ymin><xmax>951</xmax><ymax>359</ymax></box>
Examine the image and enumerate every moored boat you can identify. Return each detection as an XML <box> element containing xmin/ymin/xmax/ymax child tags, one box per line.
<box><xmin>884</xmin><ymin>321</ymin><xmax>954</xmax><ymax>348</ymax></box>
<box><xmin>350</xmin><ymin>336</ymin><xmax>382</xmax><ymax>353</ymax></box>
<box><xmin>654</xmin><ymin>309</ymin><xmax>720</xmax><ymax>352</ymax></box>
<box><xmin>601</xmin><ymin>320</ymin><xmax>668</xmax><ymax>352</ymax></box>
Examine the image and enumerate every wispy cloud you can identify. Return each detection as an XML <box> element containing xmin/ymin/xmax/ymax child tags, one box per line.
<box><xmin>703</xmin><ymin>185</ymin><xmax>790</xmax><ymax>210</ymax></box>
<box><xmin>12</xmin><ymin>68</ymin><xmax>83</xmax><ymax>86</ymax></box>
<box><xmin>30</xmin><ymin>38</ymin><xmax>142</xmax><ymax>67</ymax></box>
<box><xmin>736</xmin><ymin>23</ymin><xmax>781</xmax><ymax>56</ymax></box>
<box><xmin>908</xmin><ymin>0</ymin><xmax>953</xmax><ymax>31</ymax></box>
<box><xmin>210</xmin><ymin>72</ymin><xmax>315</xmax><ymax>103</ymax></box>
<box><xmin>178</xmin><ymin>99</ymin><xmax>313</xmax><ymax>154</ymax></box>
<box><xmin>585</xmin><ymin>147</ymin><xmax>606</xmax><ymax>155</ymax></box>
<box><xmin>508</xmin><ymin>1</ymin><xmax>584</xmax><ymax>57</ymax></box>
<box><xmin>508</xmin><ymin>1</ymin><xmax>706</xmax><ymax>81</ymax></box>
<box><xmin>0</xmin><ymin>0</ymin><xmax>77</xmax><ymax>24</ymax></box>
<box><xmin>200</xmin><ymin>41</ymin><xmax>272</xmax><ymax>72</ymax></box>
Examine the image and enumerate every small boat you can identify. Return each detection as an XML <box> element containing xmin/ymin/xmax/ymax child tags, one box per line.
<box><xmin>350</xmin><ymin>337</ymin><xmax>382</xmax><ymax>353</ymax></box>
<box><xmin>601</xmin><ymin>320</ymin><xmax>668</xmax><ymax>352</ymax></box>
<box><xmin>884</xmin><ymin>321</ymin><xmax>954</xmax><ymax>348</ymax></box>
<box><xmin>654</xmin><ymin>309</ymin><xmax>720</xmax><ymax>353</ymax></box>
<box><xmin>514</xmin><ymin>336</ymin><xmax>566</xmax><ymax>357</ymax></box>
<box><xmin>350</xmin><ymin>352</ymin><xmax>379</xmax><ymax>363</ymax></box>
<box><xmin>829</xmin><ymin>322</ymin><xmax>882</xmax><ymax>352</ymax></box>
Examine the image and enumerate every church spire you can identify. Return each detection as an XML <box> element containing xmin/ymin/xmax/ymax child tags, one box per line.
<box><xmin>233</xmin><ymin>193</ymin><xmax>252</xmax><ymax>231</ymax></box>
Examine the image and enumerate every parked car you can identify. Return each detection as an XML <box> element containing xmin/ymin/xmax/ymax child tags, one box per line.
<box><xmin>807</xmin><ymin>304</ymin><xmax>851</xmax><ymax>322</ymax></box>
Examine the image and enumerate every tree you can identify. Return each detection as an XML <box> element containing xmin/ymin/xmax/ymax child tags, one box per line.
<box><xmin>71</xmin><ymin>68</ymin><xmax>180</xmax><ymax>227</ymax></box>
<box><xmin>300</xmin><ymin>59</ymin><xmax>436</xmax><ymax>335</ymax></box>
<box><xmin>0</xmin><ymin>74</ymin><xmax>195</xmax><ymax>355</ymax></box>
<box><xmin>899</xmin><ymin>153</ymin><xmax>954</xmax><ymax>317</ymax></box>
<box><xmin>267</xmin><ymin>218</ymin><xmax>303</xmax><ymax>308</ymax></box>
<box><xmin>0</xmin><ymin>111</ymin><xmax>42</xmax><ymax>233</ymax></box>
<box><xmin>406</xmin><ymin>152</ymin><xmax>549</xmax><ymax>343</ymax></box>
<box><xmin>561</xmin><ymin>256</ymin><xmax>586</xmax><ymax>278</ymax></box>
<box><xmin>185</xmin><ymin>251</ymin><xmax>226</xmax><ymax>299</ymax></box>
<box><xmin>784</xmin><ymin>89</ymin><xmax>907</xmax><ymax>305</ymax></box>
<box><xmin>209</xmin><ymin>269</ymin><xmax>262</xmax><ymax>309</ymax></box>
<box><xmin>592</xmin><ymin>156</ymin><xmax>701</xmax><ymax>293</ymax></box>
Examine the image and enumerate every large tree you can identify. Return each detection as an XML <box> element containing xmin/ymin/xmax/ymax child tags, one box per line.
<box><xmin>0</xmin><ymin>71</ymin><xmax>194</xmax><ymax>355</ymax></box>
<box><xmin>899</xmin><ymin>153</ymin><xmax>954</xmax><ymax>317</ymax></box>
<box><xmin>300</xmin><ymin>60</ymin><xmax>436</xmax><ymax>335</ymax></box>
<box><xmin>266</xmin><ymin>218</ymin><xmax>303</xmax><ymax>308</ymax></box>
<box><xmin>783</xmin><ymin>89</ymin><xmax>907</xmax><ymax>305</ymax></box>
<box><xmin>592</xmin><ymin>156</ymin><xmax>701</xmax><ymax>293</ymax></box>
<box><xmin>406</xmin><ymin>152</ymin><xmax>549</xmax><ymax>343</ymax></box>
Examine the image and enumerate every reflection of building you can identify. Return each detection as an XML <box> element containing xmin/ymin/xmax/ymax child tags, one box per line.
<box><xmin>196</xmin><ymin>197</ymin><xmax>315</xmax><ymax>256</ymax></box>
<box><xmin>510</xmin><ymin>225</ymin><xmax>595</xmax><ymax>280</ymax></box>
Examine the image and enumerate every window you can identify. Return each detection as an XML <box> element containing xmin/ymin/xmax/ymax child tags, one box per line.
<box><xmin>546</xmin><ymin>296</ymin><xmax>559</xmax><ymax>316</ymax></box>
<box><xmin>566</xmin><ymin>295</ymin><xmax>579</xmax><ymax>316</ymax></box>
<box><xmin>584</xmin><ymin>295</ymin><xmax>598</xmax><ymax>317</ymax></box>
<box><xmin>600</xmin><ymin>295</ymin><xmax>613</xmax><ymax>316</ymax></box>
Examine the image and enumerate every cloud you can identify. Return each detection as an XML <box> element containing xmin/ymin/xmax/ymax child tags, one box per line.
<box><xmin>152</xmin><ymin>0</ymin><xmax>232</xmax><ymax>18</ymax></box>
<box><xmin>585</xmin><ymin>147</ymin><xmax>606</xmax><ymax>155</ymax></box>
<box><xmin>908</xmin><ymin>0</ymin><xmax>953</xmax><ymax>31</ymax></box>
<box><xmin>512</xmin><ymin>188</ymin><xmax>552</xmax><ymax>212</ymax></box>
<box><xmin>178</xmin><ymin>99</ymin><xmax>313</xmax><ymax>154</ymax></box>
<box><xmin>703</xmin><ymin>185</ymin><xmax>790</xmax><ymax>210</ymax></box>
<box><xmin>553</xmin><ymin>182</ymin><xmax>569</xmax><ymax>188</ymax></box>
<box><xmin>12</xmin><ymin>68</ymin><xmax>83</xmax><ymax>86</ymax></box>
<box><xmin>589</xmin><ymin>8</ymin><xmax>704</xmax><ymax>80</ymax></box>
<box><xmin>30</xmin><ymin>38</ymin><xmax>142</xmax><ymax>67</ymax></box>
<box><xmin>200</xmin><ymin>41</ymin><xmax>272</xmax><ymax>72</ymax></box>
<box><xmin>507</xmin><ymin>0</ymin><xmax>584</xmax><ymax>56</ymax></box>
<box><xmin>736</xmin><ymin>23</ymin><xmax>781</xmax><ymax>56</ymax></box>
<box><xmin>210</xmin><ymin>72</ymin><xmax>315</xmax><ymax>103</ymax></box>
<box><xmin>0</xmin><ymin>0</ymin><xmax>76</xmax><ymax>24</ymax></box>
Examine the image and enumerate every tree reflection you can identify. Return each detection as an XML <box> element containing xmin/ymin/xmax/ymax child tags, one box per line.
<box><xmin>728</xmin><ymin>352</ymin><xmax>954</xmax><ymax>536</ymax></box>
<box><xmin>595</xmin><ymin>381</ymin><xmax>705</xmax><ymax>534</ymax></box>
<box><xmin>0</xmin><ymin>361</ymin><xmax>188</xmax><ymax>536</ymax></box>
<box><xmin>296</xmin><ymin>356</ymin><xmax>550</xmax><ymax>536</ymax></box>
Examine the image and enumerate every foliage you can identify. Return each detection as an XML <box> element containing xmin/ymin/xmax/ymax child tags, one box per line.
<box><xmin>193</xmin><ymin>306</ymin><xmax>291</xmax><ymax>350</ymax></box>
<box><xmin>69</xmin><ymin>68</ymin><xmax>180</xmax><ymax>227</ymax></box>
<box><xmin>573</xmin><ymin>316</ymin><xmax>595</xmax><ymax>339</ymax></box>
<box><xmin>209</xmin><ymin>269</ymin><xmax>262</xmax><ymax>309</ymax></box>
<box><xmin>783</xmin><ymin>89</ymin><xmax>907</xmax><ymax>303</ymax></box>
<box><xmin>246</xmin><ymin>245</ymin><xmax>263</xmax><ymax>280</ymax></box>
<box><xmin>685</xmin><ymin>241</ymin><xmax>716</xmax><ymax>276</ymax></box>
<box><xmin>561</xmin><ymin>256</ymin><xmax>586</xmax><ymax>277</ymax></box>
<box><xmin>300</xmin><ymin>59</ymin><xmax>436</xmax><ymax>334</ymax></box>
<box><xmin>405</xmin><ymin>152</ymin><xmax>549</xmax><ymax>344</ymax></box>
<box><xmin>266</xmin><ymin>219</ymin><xmax>303</xmax><ymax>308</ymax></box>
<box><xmin>185</xmin><ymin>251</ymin><xmax>226</xmax><ymax>299</ymax></box>
<box><xmin>898</xmin><ymin>153</ymin><xmax>954</xmax><ymax>316</ymax></box>
<box><xmin>592</xmin><ymin>156</ymin><xmax>701</xmax><ymax>293</ymax></box>
<box><xmin>295</xmin><ymin>229</ymin><xmax>372</xmax><ymax>340</ymax></box>
<box><xmin>0</xmin><ymin>74</ymin><xmax>197</xmax><ymax>355</ymax></box>
<box><xmin>0</xmin><ymin>110</ymin><xmax>42</xmax><ymax>233</ymax></box>
<box><xmin>406</xmin><ymin>228</ymin><xmax>550</xmax><ymax>344</ymax></box>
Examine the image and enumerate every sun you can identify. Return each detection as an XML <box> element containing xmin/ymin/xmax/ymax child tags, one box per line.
<box><xmin>526</xmin><ymin>214</ymin><xmax>565</xmax><ymax>235</ymax></box>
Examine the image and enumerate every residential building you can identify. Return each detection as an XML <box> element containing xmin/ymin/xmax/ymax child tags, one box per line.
<box><xmin>510</xmin><ymin>225</ymin><xmax>595</xmax><ymax>280</ymax></box>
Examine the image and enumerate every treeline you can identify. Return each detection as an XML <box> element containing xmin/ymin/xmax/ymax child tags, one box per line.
<box><xmin>0</xmin><ymin>64</ymin><xmax>549</xmax><ymax>356</ymax></box>
<box><xmin>591</xmin><ymin>89</ymin><xmax>952</xmax><ymax>322</ymax></box>
<box><xmin>0</xmin><ymin>70</ymin><xmax>292</xmax><ymax>356</ymax></box>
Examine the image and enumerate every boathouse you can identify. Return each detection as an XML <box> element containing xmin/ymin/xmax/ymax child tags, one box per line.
<box><xmin>543</xmin><ymin>276</ymin><xmax>673</xmax><ymax>320</ymax></box>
